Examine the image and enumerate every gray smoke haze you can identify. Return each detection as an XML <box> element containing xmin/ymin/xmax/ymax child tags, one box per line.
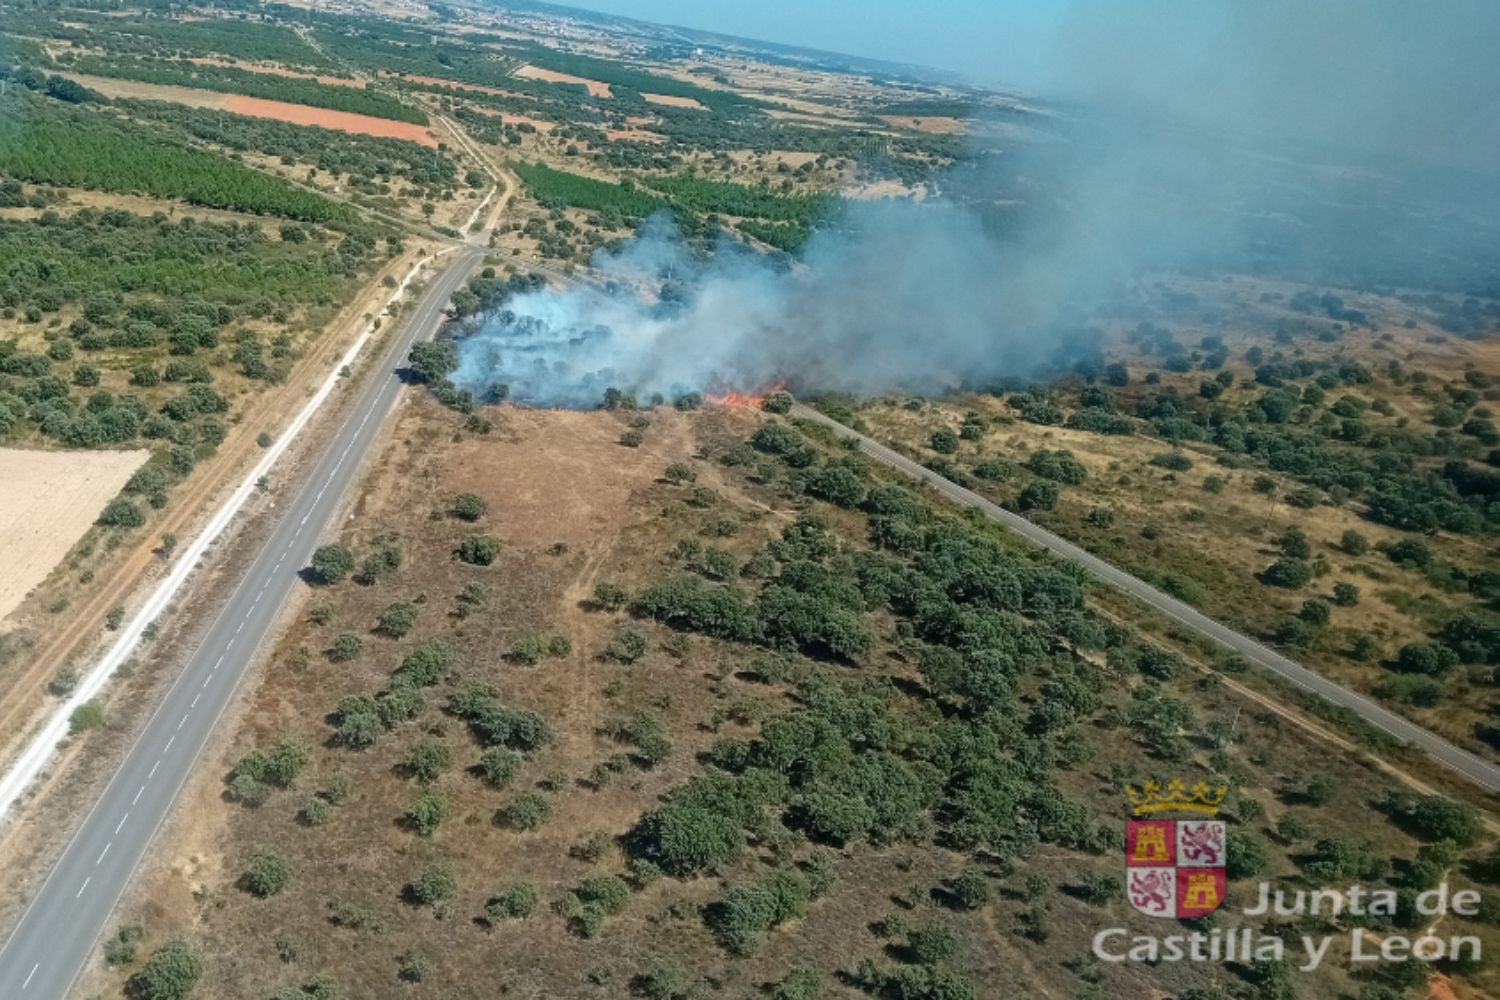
<box><xmin>450</xmin><ymin>2</ymin><xmax>1500</xmax><ymax>407</ymax></box>
<box><xmin>451</xmin><ymin>205</ymin><xmax>1039</xmax><ymax>406</ymax></box>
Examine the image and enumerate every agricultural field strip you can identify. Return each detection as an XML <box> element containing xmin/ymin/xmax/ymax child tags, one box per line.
<box><xmin>0</xmin><ymin>252</ymin><xmax>444</xmax><ymax>821</ymax></box>
<box><xmin>789</xmin><ymin>404</ymin><xmax>1500</xmax><ymax>793</ymax></box>
<box><xmin>106</xmin><ymin>109</ymin><xmax>465</xmax><ymax>243</ymax></box>
<box><xmin>0</xmin><ymin>449</ymin><xmax>150</xmax><ymax>622</ymax></box>
<box><xmin>0</xmin><ymin>247</ymin><xmax>482</xmax><ymax>1000</ymax></box>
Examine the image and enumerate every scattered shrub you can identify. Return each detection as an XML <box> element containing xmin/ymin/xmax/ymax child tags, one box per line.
<box><xmin>243</xmin><ymin>850</ymin><xmax>292</xmax><ymax>897</ymax></box>
<box><xmin>458</xmin><ymin>534</ymin><xmax>501</xmax><ymax>566</ymax></box>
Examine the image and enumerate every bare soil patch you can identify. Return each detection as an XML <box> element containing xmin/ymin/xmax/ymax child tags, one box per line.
<box><xmin>731</xmin><ymin>149</ymin><xmax>821</xmax><ymax>168</ymax></box>
<box><xmin>221</xmin><ymin>96</ymin><xmax>437</xmax><ymax>146</ymax></box>
<box><xmin>753</xmin><ymin>93</ymin><xmax>860</xmax><ymax>120</ymax></box>
<box><xmin>0</xmin><ymin>187</ymin><xmax>283</xmax><ymax>233</ymax></box>
<box><xmin>879</xmin><ymin>114</ymin><xmax>966</xmax><ymax>134</ymax></box>
<box><xmin>58</xmin><ymin>72</ymin><xmax>231</xmax><ymax>109</ymax></box>
<box><xmin>641</xmin><ymin>92</ymin><xmax>702</xmax><ymax>110</ymax></box>
<box><xmin>514</xmin><ymin>63</ymin><xmax>612</xmax><ymax>98</ymax></box>
<box><xmin>843</xmin><ymin>179</ymin><xmax>928</xmax><ymax>201</ymax></box>
<box><xmin>605</xmin><ymin>128</ymin><xmax>661</xmax><ymax>142</ymax></box>
<box><xmin>762</xmin><ymin>107</ymin><xmax>857</xmax><ymax>130</ymax></box>
<box><xmin>380</xmin><ymin>71</ymin><xmax>529</xmax><ymax>101</ymax></box>
<box><xmin>0</xmin><ymin>448</ymin><xmax>148</xmax><ymax>623</ymax></box>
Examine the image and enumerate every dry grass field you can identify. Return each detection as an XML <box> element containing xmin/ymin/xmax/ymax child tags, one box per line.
<box><xmin>850</xmin><ymin>279</ymin><xmax>1500</xmax><ymax>757</ymax></box>
<box><xmin>0</xmin><ymin>447</ymin><xmax>149</xmax><ymax>622</ymax></box>
<box><xmin>55</xmin><ymin>72</ymin><xmax>234</xmax><ymax>109</ymax></box>
<box><xmin>514</xmin><ymin>63</ymin><xmax>612</xmax><ymax>98</ymax></box>
<box><xmin>55</xmin><ymin>72</ymin><xmax>439</xmax><ymax>144</ymax></box>
<box><xmin>641</xmin><ymin>92</ymin><xmax>704</xmax><ymax>110</ymax></box>
<box><xmin>879</xmin><ymin>115</ymin><xmax>966</xmax><ymax>134</ymax></box>
<box><xmin>83</xmin><ymin>396</ymin><xmax>1500</xmax><ymax>1000</ymax></box>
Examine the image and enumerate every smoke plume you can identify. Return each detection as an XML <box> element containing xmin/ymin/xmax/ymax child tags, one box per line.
<box><xmin>450</xmin><ymin>204</ymin><xmax>1060</xmax><ymax>406</ymax></box>
<box><xmin>449</xmin><ymin>2</ymin><xmax>1500</xmax><ymax>408</ymax></box>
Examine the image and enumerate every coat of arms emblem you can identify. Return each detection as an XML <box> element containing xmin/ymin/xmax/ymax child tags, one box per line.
<box><xmin>1124</xmin><ymin>779</ymin><xmax>1229</xmax><ymax>919</ymax></box>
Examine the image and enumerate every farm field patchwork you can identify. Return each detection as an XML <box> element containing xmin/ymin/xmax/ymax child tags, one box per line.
<box><xmin>220</xmin><ymin>96</ymin><xmax>437</xmax><ymax>146</ymax></box>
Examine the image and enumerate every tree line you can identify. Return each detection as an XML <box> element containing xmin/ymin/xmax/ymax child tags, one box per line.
<box><xmin>0</xmin><ymin>92</ymin><xmax>359</xmax><ymax>223</ymax></box>
<box><xmin>61</xmin><ymin>55</ymin><xmax>429</xmax><ymax>125</ymax></box>
<box><xmin>118</xmin><ymin>98</ymin><xmax>458</xmax><ymax>191</ymax></box>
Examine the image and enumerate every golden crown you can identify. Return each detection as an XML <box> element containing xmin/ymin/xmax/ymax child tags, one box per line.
<box><xmin>1125</xmin><ymin>779</ymin><xmax>1228</xmax><ymax>816</ymax></box>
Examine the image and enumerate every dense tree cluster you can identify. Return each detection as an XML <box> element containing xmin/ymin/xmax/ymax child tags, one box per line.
<box><xmin>65</xmin><ymin>55</ymin><xmax>428</xmax><ymax>124</ymax></box>
<box><xmin>638</xmin><ymin>172</ymin><xmax>833</xmax><ymax>224</ymax></box>
<box><xmin>508</xmin><ymin>162</ymin><xmax>838</xmax><ymax>252</ymax></box>
<box><xmin>118</xmin><ymin>98</ymin><xmax>458</xmax><ymax>191</ymax></box>
<box><xmin>0</xmin><ymin>91</ymin><xmax>361</xmax><ymax>222</ymax></box>
<box><xmin>626</xmin><ymin>422</ymin><xmax>1117</xmax><ymax>889</ymax></box>
<box><xmin>511</xmin><ymin>160</ymin><xmax>667</xmax><ymax>220</ymax></box>
<box><xmin>0</xmin><ymin>191</ymin><xmax>373</xmax><ymax>459</ymax></box>
<box><xmin>22</xmin><ymin>8</ymin><xmax>332</xmax><ymax>67</ymax></box>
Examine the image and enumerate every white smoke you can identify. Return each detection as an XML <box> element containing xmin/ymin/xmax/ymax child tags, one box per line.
<box><xmin>449</xmin><ymin>201</ymin><xmax>1061</xmax><ymax>408</ymax></box>
<box><xmin>448</xmin><ymin>0</ymin><xmax>1500</xmax><ymax>409</ymax></box>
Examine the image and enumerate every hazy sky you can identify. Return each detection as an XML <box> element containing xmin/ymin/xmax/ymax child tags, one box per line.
<box><xmin>552</xmin><ymin>0</ymin><xmax>1052</xmax><ymax>88</ymax></box>
<box><xmin>556</xmin><ymin>0</ymin><xmax>1500</xmax><ymax>172</ymax></box>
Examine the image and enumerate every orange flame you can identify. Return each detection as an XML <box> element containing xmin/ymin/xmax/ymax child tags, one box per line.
<box><xmin>704</xmin><ymin>381</ymin><xmax>787</xmax><ymax>411</ymax></box>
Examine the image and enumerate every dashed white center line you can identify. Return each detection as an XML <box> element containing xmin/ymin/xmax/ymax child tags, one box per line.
<box><xmin>164</xmin><ymin>736</ymin><xmax>174</xmax><ymax>752</ymax></box>
<box><xmin>190</xmin><ymin>694</ymin><xmax>200</xmax><ymax>708</ymax></box>
<box><xmin>22</xmin><ymin>962</ymin><xmax>37</xmax><ymax>989</ymax></box>
<box><xmin>96</xmin><ymin>843</ymin><xmax>110</xmax><ymax>865</ymax></box>
<box><xmin>201</xmin><ymin>676</ymin><xmax>211</xmax><ymax>690</ymax></box>
<box><xmin>114</xmin><ymin>813</ymin><xmax>128</xmax><ymax>835</ymax></box>
<box><xmin>177</xmin><ymin>714</ymin><xmax>189</xmax><ymax>731</ymax></box>
<box><xmin>75</xmin><ymin>877</ymin><xmax>90</xmax><ymax>899</ymax></box>
<box><xmin>132</xmin><ymin>786</ymin><xmax>144</xmax><ymax>805</ymax></box>
<box><xmin>148</xmin><ymin>760</ymin><xmax>160</xmax><ymax>779</ymax></box>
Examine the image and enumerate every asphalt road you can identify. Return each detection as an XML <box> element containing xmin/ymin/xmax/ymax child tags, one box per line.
<box><xmin>790</xmin><ymin>404</ymin><xmax>1500</xmax><ymax>794</ymax></box>
<box><xmin>0</xmin><ymin>247</ymin><xmax>483</xmax><ymax>1000</ymax></box>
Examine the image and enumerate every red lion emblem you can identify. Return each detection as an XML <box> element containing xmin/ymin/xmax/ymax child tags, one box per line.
<box><xmin>1128</xmin><ymin>869</ymin><xmax>1172</xmax><ymax>913</ymax></box>
<box><xmin>1179</xmin><ymin>821</ymin><xmax>1224</xmax><ymax>864</ymax></box>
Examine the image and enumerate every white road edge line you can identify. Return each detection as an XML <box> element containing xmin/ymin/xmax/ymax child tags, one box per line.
<box><xmin>0</xmin><ymin>251</ymin><xmax>451</xmax><ymax>821</ymax></box>
<box><xmin>0</xmin><ymin>249</ymin><xmax>479</xmax><ymax>1000</ymax></box>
